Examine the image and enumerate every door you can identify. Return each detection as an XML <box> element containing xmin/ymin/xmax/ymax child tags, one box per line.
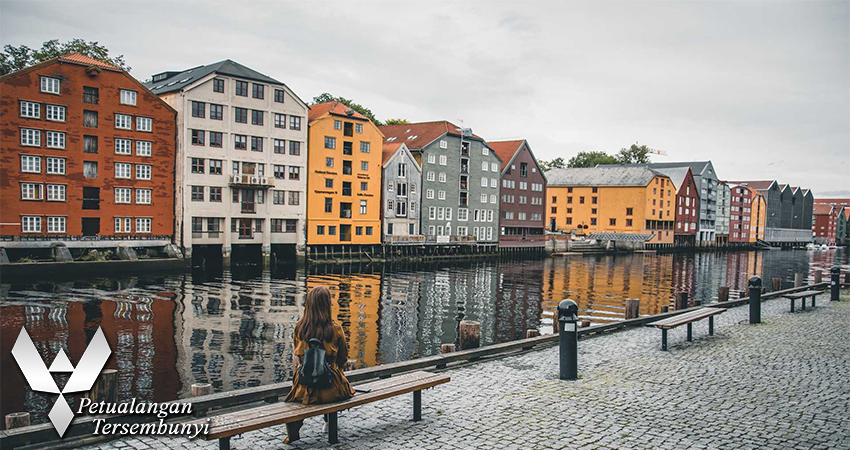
<box><xmin>82</xmin><ymin>218</ymin><xmax>100</xmax><ymax>236</ymax></box>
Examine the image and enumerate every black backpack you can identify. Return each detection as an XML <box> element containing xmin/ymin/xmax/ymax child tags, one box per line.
<box><xmin>298</xmin><ymin>338</ymin><xmax>333</xmax><ymax>388</ymax></box>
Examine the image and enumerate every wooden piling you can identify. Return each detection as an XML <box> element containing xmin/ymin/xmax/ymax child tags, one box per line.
<box><xmin>344</xmin><ymin>359</ymin><xmax>358</xmax><ymax>371</ymax></box>
<box><xmin>5</xmin><ymin>412</ymin><xmax>30</xmax><ymax>429</ymax></box>
<box><xmin>625</xmin><ymin>299</ymin><xmax>640</xmax><ymax>320</ymax></box>
<box><xmin>794</xmin><ymin>273</ymin><xmax>803</xmax><ymax>287</ymax></box>
<box><xmin>718</xmin><ymin>286</ymin><xmax>729</xmax><ymax>302</ymax></box>
<box><xmin>675</xmin><ymin>292</ymin><xmax>689</xmax><ymax>310</ymax></box>
<box><xmin>458</xmin><ymin>321</ymin><xmax>481</xmax><ymax>350</ymax></box>
<box><xmin>845</xmin><ymin>272</ymin><xmax>849</xmax><ymax>285</ymax></box>
<box><xmin>661</xmin><ymin>305</ymin><xmax>669</xmax><ymax>313</ymax></box>
<box><xmin>440</xmin><ymin>343</ymin><xmax>456</xmax><ymax>354</ymax></box>
<box><xmin>772</xmin><ymin>278</ymin><xmax>782</xmax><ymax>292</ymax></box>
<box><xmin>579</xmin><ymin>319</ymin><xmax>590</xmax><ymax>328</ymax></box>
<box><xmin>553</xmin><ymin>308</ymin><xmax>559</xmax><ymax>334</ymax></box>
<box><xmin>87</xmin><ymin>369</ymin><xmax>118</xmax><ymax>403</ymax></box>
<box><xmin>525</xmin><ymin>329</ymin><xmax>540</xmax><ymax>339</ymax></box>
<box><xmin>191</xmin><ymin>383</ymin><xmax>213</xmax><ymax>397</ymax></box>
<box><xmin>813</xmin><ymin>271</ymin><xmax>822</xmax><ymax>284</ymax></box>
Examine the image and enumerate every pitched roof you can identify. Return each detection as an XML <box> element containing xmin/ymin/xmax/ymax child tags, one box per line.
<box><xmin>814</xmin><ymin>198</ymin><xmax>850</xmax><ymax>206</ymax></box>
<box><xmin>308</xmin><ymin>101</ymin><xmax>369</xmax><ymax>123</ymax></box>
<box><xmin>378</xmin><ymin>121</ymin><xmax>485</xmax><ymax>150</ymax></box>
<box><xmin>382</xmin><ymin>142</ymin><xmax>404</xmax><ymax>165</ymax></box>
<box><xmin>813</xmin><ymin>204</ymin><xmax>833</xmax><ymax>215</ymax></box>
<box><xmin>647</xmin><ymin>166</ymin><xmax>691</xmax><ymax>191</ymax></box>
<box><xmin>546</xmin><ymin>165</ymin><xmax>664</xmax><ymax>187</ymax></box>
<box><xmin>724</xmin><ymin>180</ymin><xmax>778</xmax><ymax>191</ymax></box>
<box><xmin>487</xmin><ymin>140</ymin><xmax>524</xmax><ymax>171</ymax></box>
<box><xmin>648</xmin><ymin>161</ymin><xmax>712</xmax><ymax>176</ymax></box>
<box><xmin>58</xmin><ymin>53</ymin><xmax>122</xmax><ymax>71</ymax></box>
<box><xmin>143</xmin><ymin>59</ymin><xmax>304</xmax><ymax>104</ymax></box>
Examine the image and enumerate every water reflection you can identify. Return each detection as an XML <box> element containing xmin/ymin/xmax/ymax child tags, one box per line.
<box><xmin>1</xmin><ymin>249</ymin><xmax>846</xmax><ymax>426</ymax></box>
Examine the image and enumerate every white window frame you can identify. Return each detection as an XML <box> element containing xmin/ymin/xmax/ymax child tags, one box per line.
<box><xmin>46</xmin><ymin>216</ymin><xmax>66</xmax><ymax>233</ymax></box>
<box><xmin>21</xmin><ymin>128</ymin><xmax>41</xmax><ymax>147</ymax></box>
<box><xmin>45</xmin><ymin>131</ymin><xmax>65</xmax><ymax>149</ymax></box>
<box><xmin>136</xmin><ymin>140</ymin><xmax>152</xmax><ymax>157</ymax></box>
<box><xmin>135</xmin><ymin>218</ymin><xmax>152</xmax><ymax>233</ymax></box>
<box><xmin>136</xmin><ymin>164</ymin><xmax>152</xmax><ymax>180</ymax></box>
<box><xmin>440</xmin><ymin>140</ymin><xmax>448</xmax><ymax>149</ymax></box>
<box><xmin>115</xmin><ymin>138</ymin><xmax>132</xmax><ymax>155</ymax></box>
<box><xmin>491</xmin><ymin>179</ymin><xmax>497</xmax><ymax>188</ymax></box>
<box><xmin>427</xmin><ymin>171</ymin><xmax>435</xmax><ymax>182</ymax></box>
<box><xmin>428</xmin><ymin>154</ymin><xmax>436</xmax><ymax>164</ymax></box>
<box><xmin>115</xmin><ymin>114</ymin><xmax>133</xmax><ymax>130</ymax></box>
<box><xmin>115</xmin><ymin>187</ymin><xmax>132</xmax><ymax>204</ymax></box>
<box><xmin>481</xmin><ymin>177</ymin><xmax>488</xmax><ymax>187</ymax></box>
<box><xmin>458</xmin><ymin>208</ymin><xmax>468</xmax><ymax>221</ymax></box>
<box><xmin>20</xmin><ymin>101</ymin><xmax>41</xmax><ymax>118</ymax></box>
<box><xmin>46</xmin><ymin>157</ymin><xmax>66</xmax><ymax>175</ymax></box>
<box><xmin>115</xmin><ymin>162</ymin><xmax>132</xmax><ymax>179</ymax></box>
<box><xmin>136</xmin><ymin>189</ymin><xmax>152</xmax><ymax>204</ymax></box>
<box><xmin>46</xmin><ymin>184</ymin><xmax>66</xmax><ymax>202</ymax></box>
<box><xmin>120</xmin><ymin>89</ymin><xmax>137</xmax><ymax>106</ymax></box>
<box><xmin>21</xmin><ymin>155</ymin><xmax>41</xmax><ymax>173</ymax></box>
<box><xmin>480</xmin><ymin>193</ymin><xmax>488</xmax><ymax>203</ymax></box>
<box><xmin>21</xmin><ymin>216</ymin><xmax>41</xmax><ymax>233</ymax></box>
<box><xmin>429</xmin><ymin>206</ymin><xmax>436</xmax><ymax>220</ymax></box>
<box><xmin>439</xmin><ymin>155</ymin><xmax>447</xmax><ymax>166</ymax></box>
<box><xmin>481</xmin><ymin>161</ymin><xmax>488</xmax><ymax>171</ymax></box>
<box><xmin>45</xmin><ymin>104</ymin><xmax>66</xmax><ymax>122</ymax></box>
<box><xmin>490</xmin><ymin>194</ymin><xmax>497</xmax><ymax>204</ymax></box>
<box><xmin>426</xmin><ymin>189</ymin><xmax>434</xmax><ymax>199</ymax></box>
<box><xmin>21</xmin><ymin>183</ymin><xmax>43</xmax><ymax>200</ymax></box>
<box><xmin>439</xmin><ymin>172</ymin><xmax>446</xmax><ymax>183</ymax></box>
<box><xmin>136</xmin><ymin>116</ymin><xmax>152</xmax><ymax>132</ymax></box>
<box><xmin>40</xmin><ymin>76</ymin><xmax>60</xmax><ymax>94</ymax></box>
<box><xmin>438</xmin><ymin>190</ymin><xmax>446</xmax><ymax>200</ymax></box>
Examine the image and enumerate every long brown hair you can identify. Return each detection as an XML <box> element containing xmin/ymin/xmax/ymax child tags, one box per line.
<box><xmin>295</xmin><ymin>286</ymin><xmax>335</xmax><ymax>342</ymax></box>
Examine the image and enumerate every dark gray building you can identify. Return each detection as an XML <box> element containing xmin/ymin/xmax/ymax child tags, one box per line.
<box><xmin>726</xmin><ymin>180</ymin><xmax>813</xmax><ymax>245</ymax></box>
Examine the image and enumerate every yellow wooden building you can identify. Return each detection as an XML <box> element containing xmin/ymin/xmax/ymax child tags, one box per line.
<box><xmin>545</xmin><ymin>166</ymin><xmax>676</xmax><ymax>246</ymax></box>
<box><xmin>307</xmin><ymin>102</ymin><xmax>383</xmax><ymax>247</ymax></box>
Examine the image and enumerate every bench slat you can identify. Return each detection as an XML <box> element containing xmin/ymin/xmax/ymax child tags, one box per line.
<box><xmin>783</xmin><ymin>290</ymin><xmax>822</xmax><ymax>299</ymax></box>
<box><xmin>194</xmin><ymin>371</ymin><xmax>449</xmax><ymax>440</ymax></box>
<box><xmin>651</xmin><ymin>307</ymin><xmax>725</xmax><ymax>329</ymax></box>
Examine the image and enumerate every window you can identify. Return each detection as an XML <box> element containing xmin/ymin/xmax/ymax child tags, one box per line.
<box><xmin>252</xmin><ymin>83</ymin><xmax>264</xmax><ymax>99</ymax></box>
<box><xmin>114</xmin><ymin>138</ymin><xmax>132</xmax><ymax>155</ymax></box>
<box><xmin>481</xmin><ymin>177</ymin><xmax>488</xmax><ymax>187</ymax></box>
<box><xmin>427</xmin><ymin>171</ymin><xmax>435</xmax><ymax>182</ymax></box>
<box><xmin>235</xmin><ymin>80</ymin><xmax>248</xmax><ymax>96</ymax></box>
<box><xmin>234</xmin><ymin>107</ymin><xmax>248</xmax><ymax>123</ymax></box>
<box><xmin>45</xmin><ymin>131</ymin><xmax>65</xmax><ymax>149</ymax></box>
<box><xmin>325</xmin><ymin>198</ymin><xmax>333</xmax><ymax>213</ymax></box>
<box><xmin>360</xmin><ymin>142</ymin><xmax>370</xmax><ymax>153</ymax></box>
<box><xmin>275</xmin><ymin>113</ymin><xmax>286</xmax><ymax>128</ymax></box>
<box><xmin>326</xmin><ymin>157</ymin><xmax>334</xmax><ymax>168</ymax></box>
<box><xmin>273</xmin><ymin>190</ymin><xmax>286</xmax><ymax>205</ymax></box>
<box><xmin>136</xmin><ymin>189</ymin><xmax>152</xmax><ymax>204</ymax></box>
<box><xmin>325</xmin><ymin>136</ymin><xmax>336</xmax><ymax>149</ymax></box>
<box><xmin>356</xmin><ymin>123</ymin><xmax>363</xmax><ymax>134</ymax></box>
<box><xmin>343</xmin><ymin>142</ymin><xmax>353</xmax><ymax>155</ymax></box>
<box><xmin>115</xmin><ymin>114</ymin><xmax>132</xmax><ymax>129</ymax></box>
<box><xmin>135</xmin><ymin>218</ymin><xmax>151</xmax><ymax>233</ymax></box>
<box><xmin>288</xmin><ymin>166</ymin><xmax>300</xmax><ymax>180</ymax></box>
<box><xmin>274</xmin><ymin>165</ymin><xmax>286</xmax><ymax>179</ymax></box>
<box><xmin>136</xmin><ymin>140</ymin><xmax>152</xmax><ymax>156</ymax></box>
<box><xmin>426</xmin><ymin>189</ymin><xmax>434</xmax><ymax>199</ymax></box>
<box><xmin>328</xmin><ymin>226</ymin><xmax>336</xmax><ymax>235</ymax></box>
<box><xmin>360</xmin><ymin>200</ymin><xmax>367</xmax><ymax>215</ymax></box>
<box><xmin>136</xmin><ymin>164</ymin><xmax>151</xmax><ymax>180</ymax></box>
<box><xmin>209</xmin><ymin>103</ymin><xmax>223</xmax><ymax>120</ymax></box>
<box><xmin>21</xmin><ymin>128</ymin><xmax>41</xmax><ymax>146</ymax></box>
<box><xmin>274</xmin><ymin>139</ymin><xmax>286</xmax><ymax>154</ymax></box>
<box><xmin>592</xmin><ymin>197</ymin><xmax>598</xmax><ymax>204</ymax></box>
<box><xmin>209</xmin><ymin>187</ymin><xmax>222</xmax><ymax>202</ymax></box>
<box><xmin>192</xmin><ymin>158</ymin><xmax>205</xmax><ymax>173</ymax></box>
<box><xmin>342</xmin><ymin>181</ymin><xmax>352</xmax><ymax>196</ymax></box>
<box><xmin>580</xmin><ymin>196</ymin><xmax>585</xmax><ymax>204</ymax></box>
<box><xmin>21</xmin><ymin>183</ymin><xmax>43</xmax><ymax>200</ymax></box>
<box><xmin>191</xmin><ymin>101</ymin><xmax>205</xmax><ymax>118</ymax></box>
<box><xmin>20</xmin><ymin>100</ymin><xmax>41</xmax><ymax>118</ymax></box>
<box><xmin>288</xmin><ymin>191</ymin><xmax>300</xmax><ymax>206</ymax></box>
<box><xmin>82</xmin><ymin>86</ymin><xmax>99</xmax><ymax>105</ymax></box>
<box><xmin>234</xmin><ymin>135</ymin><xmax>247</xmax><ymax>150</ymax></box>
<box><xmin>136</xmin><ymin>117</ymin><xmax>152</xmax><ymax>132</ymax></box>
<box><xmin>343</xmin><ymin>160</ymin><xmax>352</xmax><ymax>175</ymax></box>
<box><xmin>626</xmin><ymin>207</ymin><xmax>633</xmax><ymax>216</ymax></box>
<box><xmin>191</xmin><ymin>186</ymin><xmax>204</xmax><ymax>201</ymax></box>
<box><xmin>251</xmin><ymin>110</ymin><xmax>263</xmax><ymax>125</ymax></box>
<box><xmin>45</xmin><ymin>104</ymin><xmax>65</xmax><ymax>122</ymax></box>
<box><xmin>46</xmin><ymin>157</ymin><xmax>65</xmax><ymax>175</ymax></box>
<box><xmin>40</xmin><ymin>76</ymin><xmax>60</xmax><ymax>94</ymax></box>
<box><xmin>428</xmin><ymin>154</ymin><xmax>436</xmax><ymax>164</ymax></box>
<box><xmin>115</xmin><ymin>163</ymin><xmax>132</xmax><ymax>178</ymax></box>
<box><xmin>289</xmin><ymin>141</ymin><xmax>301</xmax><ymax>156</ymax></box>
<box><xmin>290</xmin><ymin>116</ymin><xmax>301</xmax><ymax>130</ymax></box>
<box><xmin>361</xmin><ymin>161</ymin><xmax>369</xmax><ymax>171</ymax></box>
<box><xmin>46</xmin><ymin>184</ymin><xmax>65</xmax><ymax>201</ymax></box>
<box><xmin>274</xmin><ymin>89</ymin><xmax>285</xmax><ymax>103</ymax></box>
<box><xmin>21</xmin><ymin>155</ymin><xmax>41</xmax><ymax>173</ymax></box>
<box><xmin>209</xmin><ymin>131</ymin><xmax>222</xmax><ymax>148</ymax></box>
<box><xmin>84</xmin><ymin>162</ymin><xmax>98</xmax><ymax>178</ymax></box>
<box><xmin>118</xmin><ymin>89</ymin><xmax>137</xmax><ymax>106</ymax></box>
<box><xmin>213</xmin><ymin>78</ymin><xmax>225</xmax><ymax>93</ymax></box>
<box><xmin>610</xmin><ymin>218</ymin><xmax>616</xmax><ymax>226</ymax></box>
<box><xmin>22</xmin><ymin>216</ymin><xmax>41</xmax><ymax>233</ymax></box>
<box><xmin>591</xmin><ymin>217</ymin><xmax>597</xmax><ymax>226</ymax></box>
<box><xmin>115</xmin><ymin>187</ymin><xmax>132</xmax><ymax>204</ymax></box>
<box><xmin>84</xmin><ymin>110</ymin><xmax>98</xmax><ymax>128</ymax></box>
<box><xmin>47</xmin><ymin>217</ymin><xmax>66</xmax><ymax>233</ymax></box>
<box><xmin>316</xmin><ymin>225</ymin><xmax>325</xmax><ymax>235</ymax></box>
<box><xmin>251</xmin><ymin>136</ymin><xmax>263</xmax><ymax>152</ymax></box>
<box><xmin>439</xmin><ymin>190</ymin><xmax>446</xmax><ymax>200</ymax></box>
<box><xmin>626</xmin><ymin>219</ymin><xmax>633</xmax><ymax>227</ymax></box>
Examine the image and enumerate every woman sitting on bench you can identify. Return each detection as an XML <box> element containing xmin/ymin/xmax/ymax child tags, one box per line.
<box><xmin>284</xmin><ymin>285</ymin><xmax>355</xmax><ymax>443</ymax></box>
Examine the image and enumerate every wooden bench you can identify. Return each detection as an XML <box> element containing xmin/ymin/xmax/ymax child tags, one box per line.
<box><xmin>190</xmin><ymin>371</ymin><xmax>450</xmax><ymax>449</ymax></box>
<box><xmin>650</xmin><ymin>307</ymin><xmax>726</xmax><ymax>351</ymax></box>
<box><xmin>784</xmin><ymin>290</ymin><xmax>822</xmax><ymax>312</ymax></box>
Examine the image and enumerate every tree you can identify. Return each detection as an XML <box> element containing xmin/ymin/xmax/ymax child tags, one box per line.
<box><xmin>312</xmin><ymin>93</ymin><xmax>383</xmax><ymax>126</ymax></box>
<box><xmin>1</xmin><ymin>39</ymin><xmax>130</xmax><ymax>75</ymax></box>
<box><xmin>616</xmin><ymin>144</ymin><xmax>653</xmax><ymax>164</ymax></box>
<box><xmin>539</xmin><ymin>157</ymin><xmax>566</xmax><ymax>172</ymax></box>
<box><xmin>384</xmin><ymin>118</ymin><xmax>409</xmax><ymax>125</ymax></box>
<box><xmin>567</xmin><ymin>151</ymin><xmax>620</xmax><ymax>168</ymax></box>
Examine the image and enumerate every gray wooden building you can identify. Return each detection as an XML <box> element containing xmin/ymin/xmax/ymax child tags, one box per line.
<box><xmin>381</xmin><ymin>142</ymin><xmax>422</xmax><ymax>241</ymax></box>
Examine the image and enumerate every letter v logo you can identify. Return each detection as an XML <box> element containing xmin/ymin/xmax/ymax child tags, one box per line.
<box><xmin>11</xmin><ymin>327</ymin><xmax>111</xmax><ymax>437</ymax></box>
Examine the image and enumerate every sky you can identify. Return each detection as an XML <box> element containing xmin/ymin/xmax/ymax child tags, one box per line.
<box><xmin>2</xmin><ymin>1</ymin><xmax>848</xmax><ymax>196</ymax></box>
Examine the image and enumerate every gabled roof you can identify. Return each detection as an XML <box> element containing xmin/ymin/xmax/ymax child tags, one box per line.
<box><xmin>378</xmin><ymin>121</ymin><xmax>486</xmax><ymax>150</ymax></box>
<box><xmin>649</xmin><ymin>161</ymin><xmax>713</xmax><ymax>177</ymax></box>
<box><xmin>382</xmin><ymin>142</ymin><xmax>404</xmax><ymax>165</ymax></box>
<box><xmin>487</xmin><ymin>140</ymin><xmax>524</xmax><ymax>171</ymax></box>
<box><xmin>144</xmin><ymin>59</ymin><xmax>308</xmax><ymax>107</ymax></box>
<box><xmin>813</xmin><ymin>204</ymin><xmax>833</xmax><ymax>215</ymax></box>
<box><xmin>308</xmin><ymin>101</ymin><xmax>369</xmax><ymax>124</ymax></box>
<box><xmin>725</xmin><ymin>180</ymin><xmax>779</xmax><ymax>192</ymax></box>
<box><xmin>647</xmin><ymin>166</ymin><xmax>692</xmax><ymax>191</ymax></box>
<box><xmin>546</xmin><ymin>165</ymin><xmax>665</xmax><ymax>187</ymax></box>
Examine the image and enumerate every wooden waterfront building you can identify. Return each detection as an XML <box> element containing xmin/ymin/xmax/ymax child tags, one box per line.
<box><xmin>645</xmin><ymin>166</ymin><xmax>699</xmax><ymax>247</ymax></box>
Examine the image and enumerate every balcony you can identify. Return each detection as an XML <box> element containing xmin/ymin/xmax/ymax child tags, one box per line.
<box><xmin>229</xmin><ymin>174</ymin><xmax>275</xmax><ymax>188</ymax></box>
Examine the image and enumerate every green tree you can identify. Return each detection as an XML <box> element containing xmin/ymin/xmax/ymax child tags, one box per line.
<box><xmin>539</xmin><ymin>157</ymin><xmax>566</xmax><ymax>172</ymax></box>
<box><xmin>384</xmin><ymin>118</ymin><xmax>409</xmax><ymax>125</ymax></box>
<box><xmin>567</xmin><ymin>151</ymin><xmax>619</xmax><ymax>168</ymax></box>
<box><xmin>1</xmin><ymin>39</ymin><xmax>130</xmax><ymax>75</ymax></box>
<box><xmin>312</xmin><ymin>93</ymin><xmax>383</xmax><ymax>126</ymax></box>
<box><xmin>616</xmin><ymin>144</ymin><xmax>653</xmax><ymax>164</ymax></box>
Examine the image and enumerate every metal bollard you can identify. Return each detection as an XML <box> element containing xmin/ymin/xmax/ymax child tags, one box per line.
<box><xmin>749</xmin><ymin>276</ymin><xmax>762</xmax><ymax>324</ymax></box>
<box><xmin>831</xmin><ymin>266</ymin><xmax>841</xmax><ymax>301</ymax></box>
<box><xmin>558</xmin><ymin>299</ymin><xmax>579</xmax><ymax>381</ymax></box>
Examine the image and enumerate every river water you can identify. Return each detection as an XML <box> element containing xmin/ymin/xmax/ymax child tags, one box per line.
<box><xmin>1</xmin><ymin>248</ymin><xmax>846</xmax><ymax>426</ymax></box>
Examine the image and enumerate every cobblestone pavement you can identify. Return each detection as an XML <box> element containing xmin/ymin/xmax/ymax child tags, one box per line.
<box><xmin>85</xmin><ymin>292</ymin><xmax>850</xmax><ymax>450</ymax></box>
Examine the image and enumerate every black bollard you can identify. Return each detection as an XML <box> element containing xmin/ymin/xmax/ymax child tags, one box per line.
<box><xmin>749</xmin><ymin>276</ymin><xmax>762</xmax><ymax>324</ymax></box>
<box><xmin>558</xmin><ymin>299</ymin><xmax>579</xmax><ymax>381</ymax></box>
<box><xmin>831</xmin><ymin>266</ymin><xmax>841</xmax><ymax>301</ymax></box>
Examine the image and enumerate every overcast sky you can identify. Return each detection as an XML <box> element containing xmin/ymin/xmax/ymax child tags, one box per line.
<box><xmin>3</xmin><ymin>1</ymin><xmax>848</xmax><ymax>196</ymax></box>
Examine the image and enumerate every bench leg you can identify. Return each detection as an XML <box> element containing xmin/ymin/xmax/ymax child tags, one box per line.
<box><xmin>709</xmin><ymin>316</ymin><xmax>714</xmax><ymax>336</ymax></box>
<box><xmin>413</xmin><ymin>390</ymin><xmax>422</xmax><ymax>421</ymax></box>
<box><xmin>812</xmin><ymin>295</ymin><xmax>816</xmax><ymax>308</ymax></box>
<box><xmin>328</xmin><ymin>412</ymin><xmax>338</xmax><ymax>444</ymax></box>
<box><xmin>219</xmin><ymin>437</ymin><xmax>230</xmax><ymax>450</ymax></box>
<box><xmin>686</xmin><ymin>323</ymin><xmax>693</xmax><ymax>342</ymax></box>
<box><xmin>661</xmin><ymin>329</ymin><xmax>668</xmax><ymax>351</ymax></box>
<box><xmin>790</xmin><ymin>298</ymin><xmax>795</xmax><ymax>313</ymax></box>
<box><xmin>802</xmin><ymin>296</ymin><xmax>806</xmax><ymax>311</ymax></box>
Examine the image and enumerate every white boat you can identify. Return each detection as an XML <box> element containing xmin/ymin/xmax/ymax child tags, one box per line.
<box><xmin>806</xmin><ymin>243</ymin><xmax>816</xmax><ymax>251</ymax></box>
<box><xmin>820</xmin><ymin>244</ymin><xmax>829</xmax><ymax>250</ymax></box>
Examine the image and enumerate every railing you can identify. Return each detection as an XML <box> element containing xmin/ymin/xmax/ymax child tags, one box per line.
<box><xmin>228</xmin><ymin>174</ymin><xmax>275</xmax><ymax>187</ymax></box>
<box><xmin>340</xmin><ymin>210</ymin><xmax>352</xmax><ymax>218</ymax></box>
<box><xmin>384</xmin><ymin>235</ymin><xmax>426</xmax><ymax>244</ymax></box>
<box><xmin>424</xmin><ymin>235</ymin><xmax>478</xmax><ymax>243</ymax></box>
